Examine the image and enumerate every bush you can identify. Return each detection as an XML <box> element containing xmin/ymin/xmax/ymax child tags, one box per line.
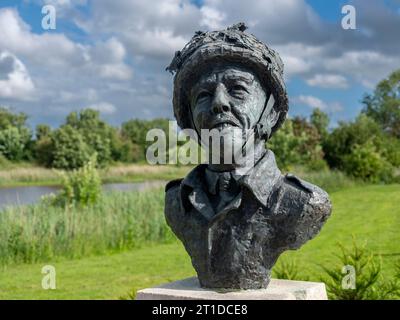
<box><xmin>343</xmin><ymin>140</ymin><xmax>394</xmax><ymax>183</ymax></box>
<box><xmin>50</xmin><ymin>155</ymin><xmax>101</xmax><ymax>208</ymax></box>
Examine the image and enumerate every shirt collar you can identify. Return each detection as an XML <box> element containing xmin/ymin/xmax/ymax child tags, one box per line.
<box><xmin>180</xmin><ymin>149</ymin><xmax>282</xmax><ymax>219</ymax></box>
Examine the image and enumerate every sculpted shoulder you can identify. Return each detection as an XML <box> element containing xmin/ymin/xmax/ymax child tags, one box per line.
<box><xmin>164</xmin><ymin>178</ymin><xmax>184</xmax><ymax>227</ymax></box>
<box><xmin>165</xmin><ymin>178</ymin><xmax>183</xmax><ymax>193</ymax></box>
<box><xmin>276</xmin><ymin>173</ymin><xmax>332</xmax><ymax>250</ymax></box>
<box><xmin>283</xmin><ymin>173</ymin><xmax>332</xmax><ymax>218</ymax></box>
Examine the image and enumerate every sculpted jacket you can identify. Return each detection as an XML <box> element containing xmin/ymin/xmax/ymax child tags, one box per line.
<box><xmin>164</xmin><ymin>149</ymin><xmax>332</xmax><ymax>289</ymax></box>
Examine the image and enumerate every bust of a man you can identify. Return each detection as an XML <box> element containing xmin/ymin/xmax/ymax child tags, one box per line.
<box><xmin>165</xmin><ymin>23</ymin><xmax>332</xmax><ymax>289</ymax></box>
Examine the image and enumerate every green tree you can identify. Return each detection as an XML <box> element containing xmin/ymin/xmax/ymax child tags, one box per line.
<box><xmin>0</xmin><ymin>108</ymin><xmax>32</xmax><ymax>161</ymax></box>
<box><xmin>0</xmin><ymin>126</ymin><xmax>29</xmax><ymax>161</ymax></box>
<box><xmin>35</xmin><ymin>124</ymin><xmax>51</xmax><ymax>141</ymax></box>
<box><xmin>268</xmin><ymin>119</ymin><xmax>306</xmax><ymax>171</ymax></box>
<box><xmin>324</xmin><ymin>114</ymin><xmax>382</xmax><ymax>170</ymax></box>
<box><xmin>66</xmin><ymin>109</ymin><xmax>113</xmax><ymax>166</ymax></box>
<box><xmin>109</xmin><ymin>129</ymin><xmax>138</xmax><ymax>162</ymax></box>
<box><xmin>121</xmin><ymin>118</ymin><xmax>170</xmax><ymax>161</ymax></box>
<box><xmin>292</xmin><ymin>116</ymin><xmax>327</xmax><ymax>170</ymax></box>
<box><xmin>310</xmin><ymin>108</ymin><xmax>329</xmax><ymax>141</ymax></box>
<box><xmin>268</xmin><ymin>117</ymin><xmax>326</xmax><ymax>171</ymax></box>
<box><xmin>35</xmin><ymin>109</ymin><xmax>138</xmax><ymax>168</ymax></box>
<box><xmin>0</xmin><ymin>107</ymin><xmax>28</xmax><ymax>130</ymax></box>
<box><xmin>34</xmin><ymin>124</ymin><xmax>53</xmax><ymax>166</ymax></box>
<box><xmin>343</xmin><ymin>140</ymin><xmax>393</xmax><ymax>182</ymax></box>
<box><xmin>51</xmin><ymin>125</ymin><xmax>92</xmax><ymax>170</ymax></box>
<box><xmin>362</xmin><ymin>69</ymin><xmax>400</xmax><ymax>138</ymax></box>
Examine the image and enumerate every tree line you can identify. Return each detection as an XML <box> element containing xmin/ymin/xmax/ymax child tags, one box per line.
<box><xmin>0</xmin><ymin>107</ymin><xmax>170</xmax><ymax>170</ymax></box>
<box><xmin>0</xmin><ymin>69</ymin><xmax>399</xmax><ymax>182</ymax></box>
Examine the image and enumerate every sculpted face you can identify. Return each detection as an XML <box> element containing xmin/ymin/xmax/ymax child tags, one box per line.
<box><xmin>190</xmin><ymin>63</ymin><xmax>267</xmax><ymax>133</ymax></box>
<box><xmin>189</xmin><ymin>63</ymin><xmax>268</xmax><ymax>168</ymax></box>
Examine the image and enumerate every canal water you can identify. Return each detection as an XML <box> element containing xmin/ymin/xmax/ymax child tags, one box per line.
<box><xmin>0</xmin><ymin>181</ymin><xmax>166</xmax><ymax>210</ymax></box>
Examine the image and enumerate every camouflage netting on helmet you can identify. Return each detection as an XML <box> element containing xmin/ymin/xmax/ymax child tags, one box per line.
<box><xmin>166</xmin><ymin>22</ymin><xmax>289</xmax><ymax>138</ymax></box>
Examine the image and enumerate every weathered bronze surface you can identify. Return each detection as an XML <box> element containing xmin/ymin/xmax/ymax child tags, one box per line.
<box><xmin>165</xmin><ymin>23</ymin><xmax>332</xmax><ymax>289</ymax></box>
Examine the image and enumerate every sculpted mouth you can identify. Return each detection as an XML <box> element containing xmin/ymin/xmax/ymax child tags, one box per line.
<box><xmin>211</xmin><ymin>120</ymin><xmax>240</xmax><ymax>129</ymax></box>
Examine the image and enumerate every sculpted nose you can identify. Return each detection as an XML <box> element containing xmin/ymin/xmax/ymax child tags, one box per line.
<box><xmin>211</xmin><ymin>84</ymin><xmax>231</xmax><ymax>114</ymax></box>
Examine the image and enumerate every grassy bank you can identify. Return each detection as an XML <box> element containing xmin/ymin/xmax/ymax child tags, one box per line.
<box><xmin>0</xmin><ymin>163</ymin><xmax>192</xmax><ymax>188</ymax></box>
<box><xmin>0</xmin><ymin>162</ymin><xmax>357</xmax><ymax>191</ymax></box>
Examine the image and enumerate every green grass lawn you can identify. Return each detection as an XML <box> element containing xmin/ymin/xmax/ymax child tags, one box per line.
<box><xmin>0</xmin><ymin>184</ymin><xmax>399</xmax><ymax>299</ymax></box>
<box><xmin>277</xmin><ymin>184</ymin><xmax>400</xmax><ymax>280</ymax></box>
<box><xmin>0</xmin><ymin>242</ymin><xmax>194</xmax><ymax>300</ymax></box>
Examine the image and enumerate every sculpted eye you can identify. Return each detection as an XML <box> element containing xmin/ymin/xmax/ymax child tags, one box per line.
<box><xmin>229</xmin><ymin>85</ymin><xmax>248</xmax><ymax>95</ymax></box>
<box><xmin>196</xmin><ymin>91</ymin><xmax>211</xmax><ymax>103</ymax></box>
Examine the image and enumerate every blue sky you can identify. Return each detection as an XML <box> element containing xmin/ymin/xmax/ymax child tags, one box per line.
<box><xmin>0</xmin><ymin>0</ymin><xmax>399</xmax><ymax>129</ymax></box>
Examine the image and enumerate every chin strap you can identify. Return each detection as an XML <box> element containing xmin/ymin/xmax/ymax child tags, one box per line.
<box><xmin>255</xmin><ymin>93</ymin><xmax>276</xmax><ymax>140</ymax></box>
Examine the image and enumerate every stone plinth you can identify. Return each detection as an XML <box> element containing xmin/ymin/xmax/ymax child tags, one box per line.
<box><xmin>136</xmin><ymin>277</ymin><xmax>328</xmax><ymax>300</ymax></box>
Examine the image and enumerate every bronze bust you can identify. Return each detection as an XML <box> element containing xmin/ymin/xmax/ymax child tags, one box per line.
<box><xmin>165</xmin><ymin>23</ymin><xmax>332</xmax><ymax>289</ymax></box>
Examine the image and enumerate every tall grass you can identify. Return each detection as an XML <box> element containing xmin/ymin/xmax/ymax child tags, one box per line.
<box><xmin>0</xmin><ymin>188</ymin><xmax>173</xmax><ymax>266</ymax></box>
<box><xmin>289</xmin><ymin>167</ymin><xmax>363</xmax><ymax>193</ymax></box>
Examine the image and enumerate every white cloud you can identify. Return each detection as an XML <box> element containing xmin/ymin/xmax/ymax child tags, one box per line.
<box><xmin>0</xmin><ymin>8</ymin><xmax>89</xmax><ymax>68</ymax></box>
<box><xmin>306</xmin><ymin>74</ymin><xmax>349</xmax><ymax>89</ymax></box>
<box><xmin>98</xmin><ymin>64</ymin><xmax>132</xmax><ymax>80</ymax></box>
<box><xmin>0</xmin><ymin>0</ymin><xmax>399</xmax><ymax>127</ymax></box>
<box><xmin>124</xmin><ymin>29</ymin><xmax>188</xmax><ymax>59</ymax></box>
<box><xmin>293</xmin><ymin>95</ymin><xmax>343</xmax><ymax>113</ymax></box>
<box><xmin>0</xmin><ymin>51</ymin><xmax>35</xmax><ymax>100</ymax></box>
<box><xmin>273</xmin><ymin>43</ymin><xmax>325</xmax><ymax>78</ymax></box>
<box><xmin>324</xmin><ymin>50</ymin><xmax>400</xmax><ymax>89</ymax></box>
<box><xmin>200</xmin><ymin>6</ymin><xmax>226</xmax><ymax>29</ymax></box>
<box><xmin>87</xmin><ymin>102</ymin><xmax>116</xmax><ymax>114</ymax></box>
<box><xmin>0</xmin><ymin>7</ymin><xmax>134</xmax><ymax>122</ymax></box>
<box><xmin>294</xmin><ymin>95</ymin><xmax>328</xmax><ymax>110</ymax></box>
<box><xmin>0</xmin><ymin>8</ymin><xmax>133</xmax><ymax>76</ymax></box>
<box><xmin>90</xmin><ymin>38</ymin><xmax>133</xmax><ymax>80</ymax></box>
